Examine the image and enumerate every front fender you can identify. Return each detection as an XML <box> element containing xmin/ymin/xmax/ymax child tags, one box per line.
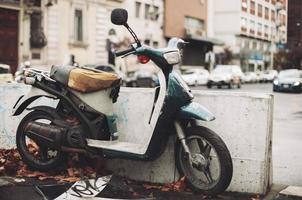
<box><xmin>12</xmin><ymin>86</ymin><xmax>56</xmax><ymax>116</ymax></box>
<box><xmin>178</xmin><ymin>102</ymin><xmax>215</xmax><ymax>121</ymax></box>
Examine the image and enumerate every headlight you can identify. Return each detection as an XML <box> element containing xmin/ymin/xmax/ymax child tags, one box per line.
<box><xmin>293</xmin><ymin>81</ymin><xmax>300</xmax><ymax>86</ymax></box>
<box><xmin>273</xmin><ymin>80</ymin><xmax>279</xmax><ymax>85</ymax></box>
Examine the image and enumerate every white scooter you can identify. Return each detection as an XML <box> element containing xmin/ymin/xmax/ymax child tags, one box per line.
<box><xmin>12</xmin><ymin>9</ymin><xmax>232</xmax><ymax>195</ymax></box>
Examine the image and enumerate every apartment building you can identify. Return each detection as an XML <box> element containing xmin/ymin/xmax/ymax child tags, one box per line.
<box><xmin>0</xmin><ymin>0</ymin><xmax>124</xmax><ymax>73</ymax></box>
<box><xmin>208</xmin><ymin>0</ymin><xmax>288</xmax><ymax>71</ymax></box>
<box><xmin>164</xmin><ymin>0</ymin><xmax>218</xmax><ymax>67</ymax></box>
<box><xmin>113</xmin><ymin>0</ymin><xmax>165</xmax><ymax>72</ymax></box>
<box><xmin>286</xmin><ymin>0</ymin><xmax>302</xmax><ymax>68</ymax></box>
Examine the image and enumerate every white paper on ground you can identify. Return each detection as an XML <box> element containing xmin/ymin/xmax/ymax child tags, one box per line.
<box><xmin>55</xmin><ymin>175</ymin><xmax>112</xmax><ymax>200</ymax></box>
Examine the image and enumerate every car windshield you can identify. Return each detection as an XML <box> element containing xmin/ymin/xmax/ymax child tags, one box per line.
<box><xmin>213</xmin><ymin>66</ymin><xmax>232</xmax><ymax>74</ymax></box>
<box><xmin>278</xmin><ymin>70</ymin><xmax>300</xmax><ymax>78</ymax></box>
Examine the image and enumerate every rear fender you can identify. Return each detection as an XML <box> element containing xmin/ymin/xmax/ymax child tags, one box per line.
<box><xmin>12</xmin><ymin>87</ymin><xmax>56</xmax><ymax>116</ymax></box>
<box><xmin>178</xmin><ymin>102</ymin><xmax>215</xmax><ymax>121</ymax></box>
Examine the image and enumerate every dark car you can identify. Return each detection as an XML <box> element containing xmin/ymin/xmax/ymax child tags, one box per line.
<box><xmin>273</xmin><ymin>69</ymin><xmax>302</xmax><ymax>93</ymax></box>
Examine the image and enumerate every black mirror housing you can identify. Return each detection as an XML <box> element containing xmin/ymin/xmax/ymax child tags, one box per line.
<box><xmin>111</xmin><ymin>9</ymin><xmax>128</xmax><ymax>26</ymax></box>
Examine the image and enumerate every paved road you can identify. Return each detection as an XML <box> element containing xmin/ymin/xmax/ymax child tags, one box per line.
<box><xmin>194</xmin><ymin>83</ymin><xmax>302</xmax><ymax>186</ymax></box>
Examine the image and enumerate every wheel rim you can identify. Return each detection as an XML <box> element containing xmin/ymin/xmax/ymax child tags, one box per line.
<box><xmin>179</xmin><ymin>135</ymin><xmax>222</xmax><ymax>190</ymax></box>
<box><xmin>19</xmin><ymin>114</ymin><xmax>60</xmax><ymax>166</ymax></box>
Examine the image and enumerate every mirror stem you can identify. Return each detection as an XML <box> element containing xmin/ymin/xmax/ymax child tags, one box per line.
<box><xmin>124</xmin><ymin>23</ymin><xmax>141</xmax><ymax>47</ymax></box>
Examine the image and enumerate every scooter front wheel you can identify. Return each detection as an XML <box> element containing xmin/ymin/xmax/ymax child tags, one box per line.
<box><xmin>16</xmin><ymin>110</ymin><xmax>66</xmax><ymax>171</ymax></box>
<box><xmin>175</xmin><ymin>126</ymin><xmax>233</xmax><ymax>196</ymax></box>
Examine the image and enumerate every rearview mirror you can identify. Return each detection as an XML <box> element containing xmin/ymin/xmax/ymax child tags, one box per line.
<box><xmin>111</xmin><ymin>9</ymin><xmax>128</xmax><ymax>26</ymax></box>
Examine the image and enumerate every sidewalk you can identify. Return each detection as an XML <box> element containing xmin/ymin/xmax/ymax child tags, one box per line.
<box><xmin>0</xmin><ymin>176</ymin><xmax>263</xmax><ymax>200</ymax></box>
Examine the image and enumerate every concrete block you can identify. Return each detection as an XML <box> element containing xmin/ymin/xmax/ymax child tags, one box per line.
<box><xmin>0</xmin><ymin>85</ymin><xmax>273</xmax><ymax>194</ymax></box>
<box><xmin>275</xmin><ymin>186</ymin><xmax>302</xmax><ymax>200</ymax></box>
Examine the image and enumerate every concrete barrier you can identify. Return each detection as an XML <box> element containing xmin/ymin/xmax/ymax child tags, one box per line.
<box><xmin>0</xmin><ymin>84</ymin><xmax>273</xmax><ymax>194</ymax></box>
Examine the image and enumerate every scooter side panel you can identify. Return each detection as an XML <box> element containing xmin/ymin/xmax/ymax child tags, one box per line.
<box><xmin>178</xmin><ymin>102</ymin><xmax>215</xmax><ymax>121</ymax></box>
<box><xmin>12</xmin><ymin>87</ymin><xmax>56</xmax><ymax>116</ymax></box>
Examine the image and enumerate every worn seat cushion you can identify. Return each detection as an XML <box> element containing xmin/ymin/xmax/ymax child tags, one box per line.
<box><xmin>67</xmin><ymin>68</ymin><xmax>121</xmax><ymax>93</ymax></box>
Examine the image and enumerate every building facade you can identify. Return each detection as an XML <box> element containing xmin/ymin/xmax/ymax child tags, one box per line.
<box><xmin>0</xmin><ymin>0</ymin><xmax>124</xmax><ymax>73</ymax></box>
<box><xmin>208</xmin><ymin>0</ymin><xmax>288</xmax><ymax>72</ymax></box>
<box><xmin>164</xmin><ymin>0</ymin><xmax>215</xmax><ymax>67</ymax></box>
<box><xmin>286</xmin><ymin>0</ymin><xmax>302</xmax><ymax>68</ymax></box>
<box><xmin>111</xmin><ymin>0</ymin><xmax>165</xmax><ymax>72</ymax></box>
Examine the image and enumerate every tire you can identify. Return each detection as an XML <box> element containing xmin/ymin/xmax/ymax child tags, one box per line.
<box><xmin>16</xmin><ymin>110</ymin><xmax>66</xmax><ymax>171</ymax></box>
<box><xmin>175</xmin><ymin>126</ymin><xmax>233</xmax><ymax>196</ymax></box>
<box><xmin>237</xmin><ymin>82</ymin><xmax>241</xmax><ymax>89</ymax></box>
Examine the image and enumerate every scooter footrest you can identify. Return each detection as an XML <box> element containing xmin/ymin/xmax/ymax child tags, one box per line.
<box><xmin>86</xmin><ymin>139</ymin><xmax>146</xmax><ymax>155</ymax></box>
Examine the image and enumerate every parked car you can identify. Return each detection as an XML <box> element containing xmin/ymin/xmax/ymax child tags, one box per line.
<box><xmin>181</xmin><ymin>68</ymin><xmax>209</xmax><ymax>86</ymax></box>
<box><xmin>207</xmin><ymin>65</ymin><xmax>243</xmax><ymax>89</ymax></box>
<box><xmin>273</xmin><ymin>69</ymin><xmax>302</xmax><ymax>93</ymax></box>
<box><xmin>133</xmin><ymin>68</ymin><xmax>158</xmax><ymax>87</ymax></box>
<box><xmin>259</xmin><ymin>70</ymin><xmax>278</xmax><ymax>83</ymax></box>
<box><xmin>243</xmin><ymin>72</ymin><xmax>259</xmax><ymax>83</ymax></box>
<box><xmin>0</xmin><ymin>64</ymin><xmax>13</xmax><ymax>84</ymax></box>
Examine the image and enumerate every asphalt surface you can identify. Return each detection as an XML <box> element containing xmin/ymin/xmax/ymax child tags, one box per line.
<box><xmin>194</xmin><ymin>83</ymin><xmax>302</xmax><ymax>187</ymax></box>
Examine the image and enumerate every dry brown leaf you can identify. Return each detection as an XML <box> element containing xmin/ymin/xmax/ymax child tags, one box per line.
<box><xmin>143</xmin><ymin>183</ymin><xmax>162</xmax><ymax>190</ymax></box>
<box><xmin>58</xmin><ymin>177</ymin><xmax>81</xmax><ymax>183</ymax></box>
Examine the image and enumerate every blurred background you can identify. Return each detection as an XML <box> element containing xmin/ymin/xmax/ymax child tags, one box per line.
<box><xmin>0</xmin><ymin>0</ymin><xmax>301</xmax><ymax>89</ymax></box>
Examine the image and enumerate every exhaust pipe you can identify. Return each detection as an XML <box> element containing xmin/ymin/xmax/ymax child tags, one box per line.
<box><xmin>24</xmin><ymin>121</ymin><xmax>66</xmax><ymax>149</ymax></box>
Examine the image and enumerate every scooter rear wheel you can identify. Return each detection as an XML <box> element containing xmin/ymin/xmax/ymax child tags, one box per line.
<box><xmin>175</xmin><ymin>126</ymin><xmax>233</xmax><ymax>196</ymax></box>
<box><xmin>16</xmin><ymin>110</ymin><xmax>66</xmax><ymax>171</ymax></box>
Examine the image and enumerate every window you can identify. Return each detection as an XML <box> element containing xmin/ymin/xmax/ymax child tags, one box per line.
<box><xmin>264</xmin><ymin>25</ymin><xmax>269</xmax><ymax>38</ymax></box>
<box><xmin>74</xmin><ymin>9</ymin><xmax>83</xmax><ymax>42</ymax></box>
<box><xmin>144</xmin><ymin>39</ymin><xmax>150</xmax><ymax>45</ymax></box>
<box><xmin>250</xmin><ymin>20</ymin><xmax>255</xmax><ymax>34</ymax></box>
<box><xmin>152</xmin><ymin>6</ymin><xmax>159</xmax><ymax>21</ymax></box>
<box><xmin>271</xmin><ymin>10</ymin><xmax>275</xmax><ymax>21</ymax></box>
<box><xmin>135</xmin><ymin>2</ymin><xmax>141</xmax><ymax>18</ymax></box>
<box><xmin>265</xmin><ymin>7</ymin><xmax>269</xmax><ymax>19</ymax></box>
<box><xmin>271</xmin><ymin>26</ymin><xmax>275</xmax><ymax>40</ymax></box>
<box><xmin>145</xmin><ymin>4</ymin><xmax>150</xmax><ymax>20</ymax></box>
<box><xmin>250</xmin><ymin>1</ymin><xmax>255</xmax><ymax>15</ymax></box>
<box><xmin>257</xmin><ymin>23</ymin><xmax>262</xmax><ymax>36</ymax></box>
<box><xmin>185</xmin><ymin>17</ymin><xmax>205</xmax><ymax>30</ymax></box>
<box><xmin>242</xmin><ymin>0</ymin><xmax>248</xmax><ymax>12</ymax></box>
<box><xmin>241</xmin><ymin>17</ymin><xmax>247</xmax><ymax>32</ymax></box>
<box><xmin>153</xmin><ymin>41</ymin><xmax>159</xmax><ymax>48</ymax></box>
<box><xmin>258</xmin><ymin>4</ymin><xmax>263</xmax><ymax>17</ymax></box>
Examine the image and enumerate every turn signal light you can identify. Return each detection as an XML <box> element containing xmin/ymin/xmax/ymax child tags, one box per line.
<box><xmin>138</xmin><ymin>55</ymin><xmax>150</xmax><ymax>64</ymax></box>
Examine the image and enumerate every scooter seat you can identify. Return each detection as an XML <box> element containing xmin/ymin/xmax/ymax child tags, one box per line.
<box><xmin>50</xmin><ymin>66</ymin><xmax>121</xmax><ymax>93</ymax></box>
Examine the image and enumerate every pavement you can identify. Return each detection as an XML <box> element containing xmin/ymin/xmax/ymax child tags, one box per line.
<box><xmin>0</xmin><ymin>176</ymin><xmax>266</xmax><ymax>200</ymax></box>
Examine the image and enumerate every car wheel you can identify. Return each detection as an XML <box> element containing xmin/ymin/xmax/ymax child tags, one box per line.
<box><xmin>237</xmin><ymin>82</ymin><xmax>241</xmax><ymax>89</ymax></box>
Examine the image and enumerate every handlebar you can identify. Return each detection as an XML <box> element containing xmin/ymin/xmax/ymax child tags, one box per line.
<box><xmin>115</xmin><ymin>47</ymin><xmax>135</xmax><ymax>57</ymax></box>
